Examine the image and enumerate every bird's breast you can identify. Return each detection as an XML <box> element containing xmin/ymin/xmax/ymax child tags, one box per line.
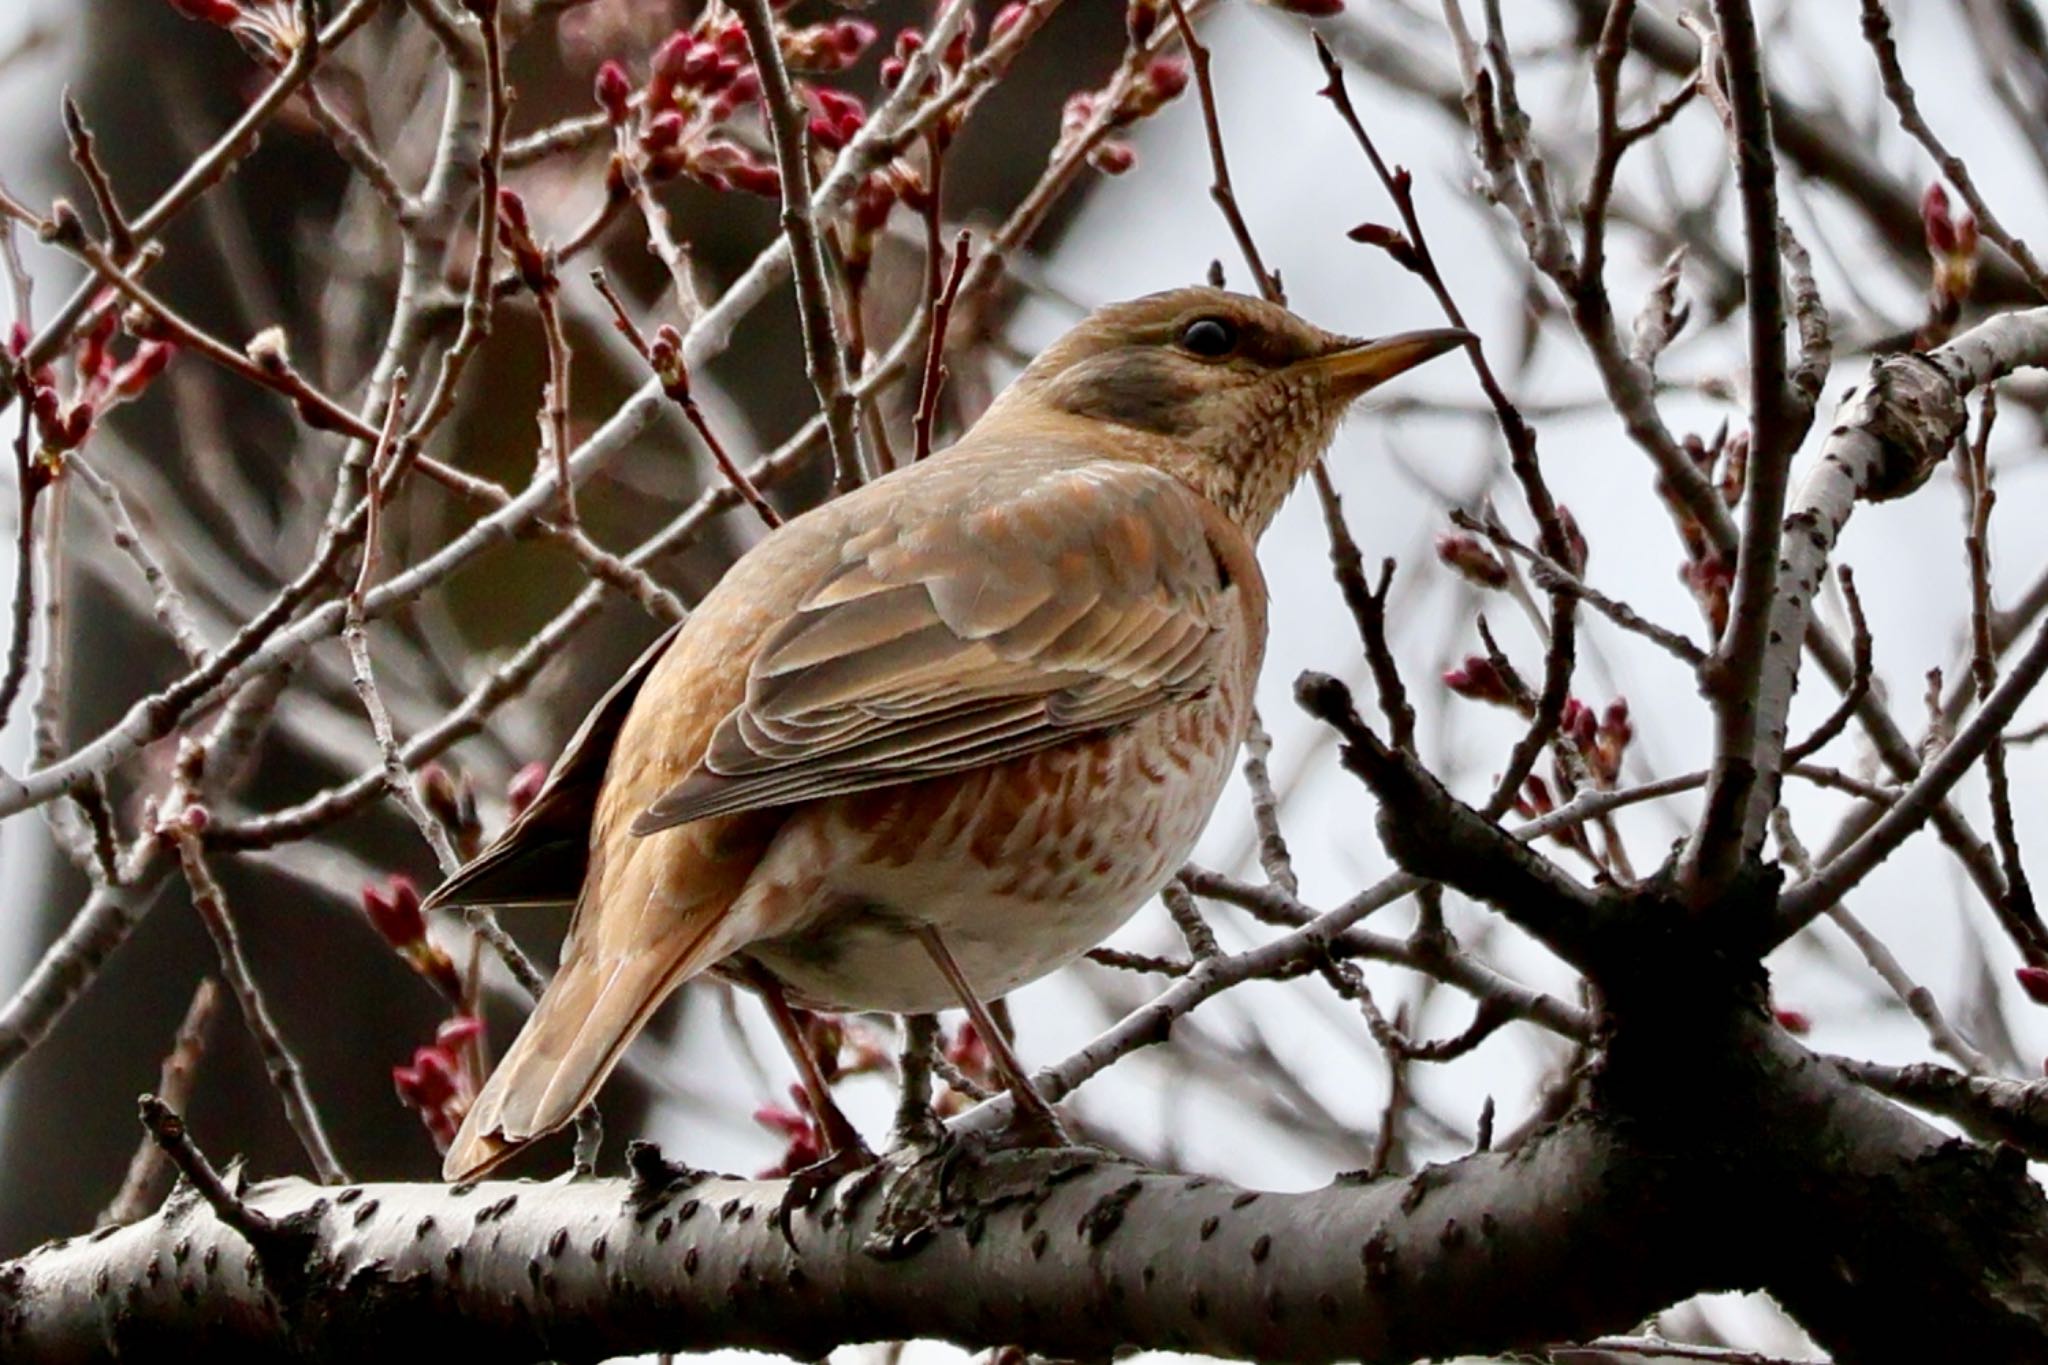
<box><xmin>733</xmin><ymin>664</ymin><xmax>1255</xmax><ymax>1014</ymax></box>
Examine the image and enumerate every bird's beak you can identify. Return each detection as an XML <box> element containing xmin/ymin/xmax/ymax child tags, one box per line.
<box><xmin>1310</xmin><ymin>327</ymin><xmax>1472</xmax><ymax>399</ymax></box>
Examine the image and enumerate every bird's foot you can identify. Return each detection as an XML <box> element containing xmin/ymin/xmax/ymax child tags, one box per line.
<box><xmin>988</xmin><ymin>1086</ymin><xmax>1071</xmax><ymax>1152</ymax></box>
<box><xmin>773</xmin><ymin>1139</ymin><xmax>877</xmax><ymax>1248</ymax></box>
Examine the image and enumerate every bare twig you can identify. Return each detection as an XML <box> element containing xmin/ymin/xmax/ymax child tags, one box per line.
<box><xmin>101</xmin><ymin>980</ymin><xmax>222</xmax><ymax>1227</ymax></box>
<box><xmin>912</xmin><ymin>231</ymin><xmax>971</xmax><ymax>463</ymax></box>
<box><xmin>730</xmin><ymin>0</ymin><xmax>865</xmax><ymax>494</ymax></box>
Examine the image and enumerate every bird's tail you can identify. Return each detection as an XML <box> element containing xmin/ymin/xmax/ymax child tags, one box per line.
<box><xmin>442</xmin><ymin>917</ymin><xmax>727</xmax><ymax>1182</ymax></box>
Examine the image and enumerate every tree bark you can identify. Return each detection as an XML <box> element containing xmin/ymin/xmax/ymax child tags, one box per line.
<box><xmin>7</xmin><ymin>993</ymin><xmax>2047</xmax><ymax>1364</ymax></box>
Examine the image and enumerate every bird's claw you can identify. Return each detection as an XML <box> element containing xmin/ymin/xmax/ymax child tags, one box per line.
<box><xmin>772</xmin><ymin>1140</ymin><xmax>877</xmax><ymax>1248</ymax></box>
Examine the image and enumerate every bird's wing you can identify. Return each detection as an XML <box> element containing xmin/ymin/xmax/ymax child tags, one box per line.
<box><xmin>632</xmin><ymin>457</ymin><xmax>1250</xmax><ymax>834</ymax></box>
<box><xmin>423</xmin><ymin>621</ymin><xmax>683</xmax><ymax>912</ymax></box>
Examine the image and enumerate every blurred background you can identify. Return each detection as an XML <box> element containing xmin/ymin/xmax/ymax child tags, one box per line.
<box><xmin>5</xmin><ymin>1</ymin><xmax>2048</xmax><ymax>1359</ymax></box>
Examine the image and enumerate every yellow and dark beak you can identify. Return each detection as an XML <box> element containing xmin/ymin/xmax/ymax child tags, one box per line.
<box><xmin>1311</xmin><ymin>327</ymin><xmax>1472</xmax><ymax>399</ymax></box>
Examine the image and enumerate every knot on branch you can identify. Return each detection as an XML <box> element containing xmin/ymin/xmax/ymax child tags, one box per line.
<box><xmin>1856</xmin><ymin>352</ymin><xmax>1967</xmax><ymax>501</ymax></box>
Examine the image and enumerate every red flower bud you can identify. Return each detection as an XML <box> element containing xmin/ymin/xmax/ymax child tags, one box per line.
<box><xmin>641</xmin><ymin>110</ymin><xmax>685</xmax><ymax>153</ymax></box>
<box><xmin>725</xmin><ymin>162</ymin><xmax>782</xmax><ymax>198</ymax></box>
<box><xmin>1555</xmin><ymin>504</ymin><xmax>1588</xmax><ymax>576</ymax></box>
<box><xmin>835</xmin><ymin>19</ymin><xmax>878</xmax><ymax>57</ymax></box>
<box><xmin>362</xmin><ymin>874</ymin><xmax>426</xmax><ymax>949</ymax></box>
<box><xmin>114</xmin><ymin>341</ymin><xmax>175</xmax><ymax>397</ymax></box>
<box><xmin>1434</xmin><ymin>532</ymin><xmax>1508</xmax><ymax>589</ymax></box>
<box><xmin>507</xmin><ymin>760</ymin><xmax>548</xmax><ymax>818</ymax></box>
<box><xmin>2018</xmin><ymin>966</ymin><xmax>2048</xmax><ymax>1006</ymax></box>
<box><xmin>1922</xmin><ymin>182</ymin><xmax>1958</xmax><ymax>258</ymax></box>
<box><xmin>1145</xmin><ymin>56</ymin><xmax>1189</xmax><ymax>103</ymax></box>
<box><xmin>495</xmin><ymin>187</ymin><xmax>530</xmax><ymax>235</ymax></box>
<box><xmin>594</xmin><ymin>60</ymin><xmax>633</xmax><ymax>124</ymax></box>
<box><xmin>1773</xmin><ymin>1008</ymin><xmax>1811</xmax><ymax>1035</ymax></box>
<box><xmin>992</xmin><ymin>2</ymin><xmax>1030</xmax><ymax>41</ymax></box>
<box><xmin>167</xmin><ymin>0</ymin><xmax>242</xmax><ymax>24</ymax></box>
<box><xmin>1088</xmin><ymin>140</ymin><xmax>1137</xmax><ymax>176</ymax></box>
<box><xmin>1443</xmin><ymin>656</ymin><xmax>1515</xmax><ymax>708</ymax></box>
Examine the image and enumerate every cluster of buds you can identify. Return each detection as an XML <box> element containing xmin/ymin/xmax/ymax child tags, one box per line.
<box><xmin>14</xmin><ymin>304</ymin><xmax>176</xmax><ymax>477</ymax></box>
<box><xmin>1057</xmin><ymin>54</ymin><xmax>1191</xmax><ymax>178</ymax></box>
<box><xmin>805</xmin><ymin>86</ymin><xmax>868</xmax><ymax>153</ymax></box>
<box><xmin>841</xmin><ymin>161</ymin><xmax>924</xmax><ymax>285</ymax></box>
<box><xmin>417</xmin><ymin>763</ymin><xmax>484</xmax><ymax>862</ymax></box>
<box><xmin>754</xmin><ymin>1086</ymin><xmax>823</xmax><ymax>1178</ymax></box>
<box><xmin>361</xmin><ymin>874</ymin><xmax>463</xmax><ymax>1001</ymax></box>
<box><xmin>1512</xmin><ymin>774</ymin><xmax>1594</xmax><ymax>861</ymax></box>
<box><xmin>1662</xmin><ymin>427</ymin><xmax>1744</xmax><ymax>636</ymax></box>
<box><xmin>1561</xmin><ymin>696</ymin><xmax>1631</xmax><ymax>787</ymax></box>
<box><xmin>1920</xmin><ymin>182</ymin><xmax>1980</xmax><ymax>344</ymax></box>
<box><xmin>393</xmin><ymin>1015</ymin><xmax>484</xmax><ymax>1153</ymax></box>
<box><xmin>1681</xmin><ymin>553</ymin><xmax>1733</xmax><ymax>638</ymax></box>
<box><xmin>751</xmin><ymin>1013</ymin><xmax>888</xmax><ymax>1176</ymax></box>
<box><xmin>1434</xmin><ymin>531</ymin><xmax>1509</xmax><ymax>590</ymax></box>
<box><xmin>880</xmin><ymin>6</ymin><xmax>999</xmax><ymax>126</ymax></box>
<box><xmin>781</xmin><ymin>16</ymin><xmax>879</xmax><ymax>73</ymax></box>
<box><xmin>1443</xmin><ymin>654</ymin><xmax>1526</xmax><ymax>712</ymax></box>
<box><xmin>592</xmin><ymin>20</ymin><xmax>780</xmax><ymax>197</ymax></box>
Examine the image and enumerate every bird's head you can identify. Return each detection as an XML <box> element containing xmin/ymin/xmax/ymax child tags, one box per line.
<box><xmin>986</xmin><ymin>286</ymin><xmax>1468</xmax><ymax>538</ymax></box>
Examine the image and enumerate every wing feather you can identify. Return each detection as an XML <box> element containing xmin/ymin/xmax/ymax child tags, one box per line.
<box><xmin>631</xmin><ymin>457</ymin><xmax>1246</xmax><ymax>837</ymax></box>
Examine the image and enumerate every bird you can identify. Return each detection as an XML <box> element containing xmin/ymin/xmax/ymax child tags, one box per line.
<box><xmin>426</xmin><ymin>286</ymin><xmax>1466</xmax><ymax>1181</ymax></box>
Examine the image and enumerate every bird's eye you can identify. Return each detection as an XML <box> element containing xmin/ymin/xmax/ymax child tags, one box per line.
<box><xmin>1176</xmin><ymin>316</ymin><xmax>1239</xmax><ymax>359</ymax></box>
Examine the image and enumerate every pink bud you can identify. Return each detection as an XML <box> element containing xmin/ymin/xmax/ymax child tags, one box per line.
<box><xmin>362</xmin><ymin>875</ymin><xmax>426</xmax><ymax>949</ymax></box>
<box><xmin>1922</xmin><ymin>182</ymin><xmax>1957</xmax><ymax>258</ymax></box>
<box><xmin>835</xmin><ymin>19</ymin><xmax>878</xmax><ymax>56</ymax></box>
<box><xmin>1146</xmin><ymin>56</ymin><xmax>1189</xmax><ymax>103</ymax></box>
<box><xmin>725</xmin><ymin>161</ymin><xmax>781</xmax><ymax>198</ymax></box>
<box><xmin>496</xmin><ymin>188</ymin><xmax>530</xmax><ymax>234</ymax></box>
<box><xmin>1434</xmin><ymin>532</ymin><xmax>1509</xmax><ymax>589</ymax></box>
<box><xmin>436</xmin><ymin>1014</ymin><xmax>485</xmax><ymax>1051</ymax></box>
<box><xmin>641</xmin><ymin>110</ymin><xmax>685</xmax><ymax>152</ymax></box>
<box><xmin>1443</xmin><ymin>656</ymin><xmax>1515</xmax><ymax>708</ymax></box>
<box><xmin>1088</xmin><ymin>140</ymin><xmax>1137</xmax><ymax>176</ymax></box>
<box><xmin>166</xmin><ymin>0</ymin><xmax>242</xmax><ymax>24</ymax></box>
<box><xmin>1773</xmin><ymin>1008</ymin><xmax>1811</xmax><ymax>1035</ymax></box>
<box><xmin>2018</xmin><ymin>966</ymin><xmax>2048</xmax><ymax>1006</ymax></box>
<box><xmin>992</xmin><ymin>2</ymin><xmax>1030</xmax><ymax>41</ymax></box>
<box><xmin>594</xmin><ymin>60</ymin><xmax>633</xmax><ymax>124</ymax></box>
<box><xmin>879</xmin><ymin>56</ymin><xmax>907</xmax><ymax>89</ymax></box>
<box><xmin>507</xmin><ymin>760</ymin><xmax>548</xmax><ymax>818</ymax></box>
<box><xmin>114</xmin><ymin>341</ymin><xmax>175</xmax><ymax>397</ymax></box>
<box><xmin>1555</xmin><ymin>504</ymin><xmax>1588</xmax><ymax>576</ymax></box>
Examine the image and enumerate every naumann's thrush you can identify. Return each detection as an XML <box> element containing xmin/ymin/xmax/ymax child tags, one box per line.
<box><xmin>428</xmin><ymin>287</ymin><xmax>1464</xmax><ymax>1179</ymax></box>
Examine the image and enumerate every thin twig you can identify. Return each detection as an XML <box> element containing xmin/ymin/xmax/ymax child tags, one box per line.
<box><xmin>912</xmin><ymin>231</ymin><xmax>971</xmax><ymax>462</ymax></box>
<box><xmin>731</xmin><ymin>0</ymin><xmax>865</xmax><ymax>494</ymax></box>
<box><xmin>169</xmin><ymin>811</ymin><xmax>348</xmax><ymax>1184</ymax></box>
<box><xmin>101</xmin><ymin>980</ymin><xmax>222</xmax><ymax>1227</ymax></box>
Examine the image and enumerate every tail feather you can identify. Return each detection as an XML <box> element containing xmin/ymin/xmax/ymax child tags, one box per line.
<box><xmin>442</xmin><ymin>920</ymin><xmax>725</xmax><ymax>1181</ymax></box>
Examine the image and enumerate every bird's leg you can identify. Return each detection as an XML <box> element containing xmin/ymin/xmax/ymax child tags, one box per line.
<box><xmin>912</xmin><ymin>924</ymin><xmax>1069</xmax><ymax>1145</ymax></box>
<box><xmin>746</xmin><ymin>965</ymin><xmax>870</xmax><ymax>1162</ymax></box>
